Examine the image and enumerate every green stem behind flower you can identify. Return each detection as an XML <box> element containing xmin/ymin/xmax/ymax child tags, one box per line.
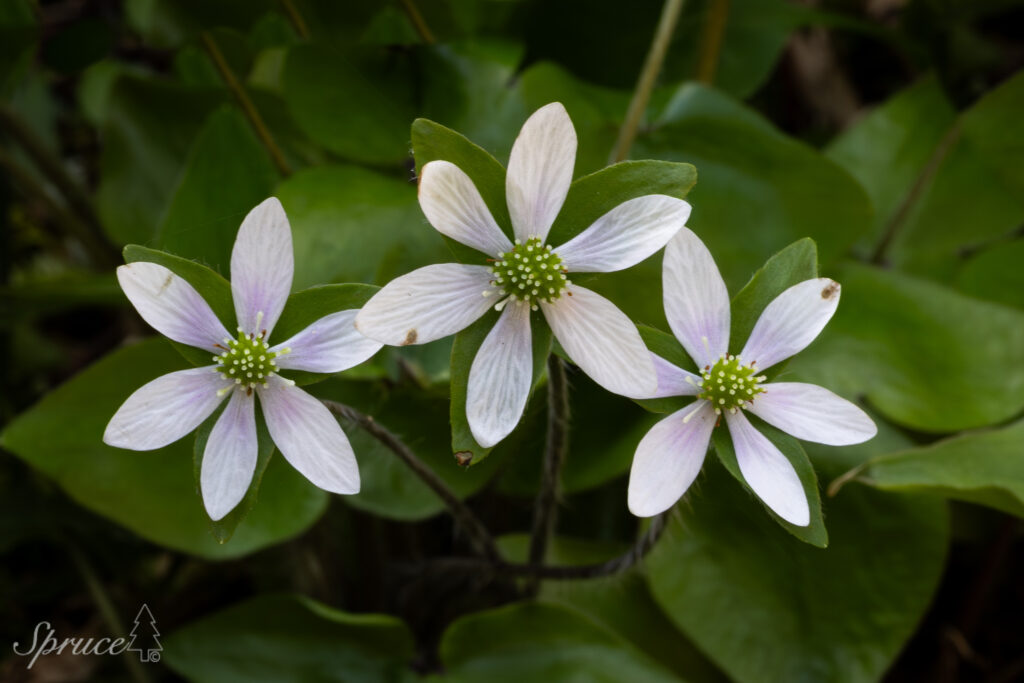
<box><xmin>399</xmin><ymin>0</ymin><xmax>436</xmax><ymax>44</ymax></box>
<box><xmin>277</xmin><ymin>0</ymin><xmax>310</xmax><ymax>39</ymax></box>
<box><xmin>695</xmin><ymin>0</ymin><xmax>729</xmax><ymax>84</ymax></box>
<box><xmin>609</xmin><ymin>0</ymin><xmax>686</xmax><ymax>164</ymax></box>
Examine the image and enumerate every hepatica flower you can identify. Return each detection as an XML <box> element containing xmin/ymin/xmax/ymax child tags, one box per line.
<box><xmin>356</xmin><ymin>103</ymin><xmax>692</xmax><ymax>447</ymax></box>
<box><xmin>104</xmin><ymin>198</ymin><xmax>382</xmax><ymax>520</ymax></box>
<box><xmin>628</xmin><ymin>229</ymin><xmax>876</xmax><ymax>525</ymax></box>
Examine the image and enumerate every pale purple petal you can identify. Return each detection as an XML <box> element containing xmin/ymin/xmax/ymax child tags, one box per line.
<box><xmin>104</xmin><ymin>367</ymin><xmax>230</xmax><ymax>450</ymax></box>
<box><xmin>555</xmin><ymin>195</ymin><xmax>691</xmax><ymax>273</ymax></box>
<box><xmin>725</xmin><ymin>410</ymin><xmax>810</xmax><ymax>526</ymax></box>
<box><xmin>506</xmin><ymin>102</ymin><xmax>576</xmax><ymax>243</ymax></box>
<box><xmin>466</xmin><ymin>301</ymin><xmax>533</xmax><ymax>448</ymax></box>
<box><xmin>418</xmin><ymin>160</ymin><xmax>512</xmax><ymax>256</ymax></box>
<box><xmin>231</xmin><ymin>197</ymin><xmax>294</xmax><ymax>338</ymax></box>
<box><xmin>628</xmin><ymin>400</ymin><xmax>716</xmax><ymax>517</ymax></box>
<box><xmin>663</xmin><ymin>228</ymin><xmax>730</xmax><ymax>369</ymax></box>
<box><xmin>739</xmin><ymin>278</ymin><xmax>840</xmax><ymax>371</ymax></box>
<box><xmin>541</xmin><ymin>284</ymin><xmax>655</xmax><ymax>399</ymax></box>
<box><xmin>650</xmin><ymin>354</ymin><xmax>702</xmax><ymax>398</ymax></box>
<box><xmin>354</xmin><ymin>264</ymin><xmax>495</xmax><ymax>346</ymax></box>
<box><xmin>749</xmin><ymin>382</ymin><xmax>877</xmax><ymax>446</ymax></box>
<box><xmin>200</xmin><ymin>389</ymin><xmax>258</xmax><ymax>521</ymax></box>
<box><xmin>258</xmin><ymin>376</ymin><xmax>359</xmax><ymax>494</ymax></box>
<box><xmin>116</xmin><ymin>262</ymin><xmax>231</xmax><ymax>351</ymax></box>
<box><xmin>270</xmin><ymin>310</ymin><xmax>382</xmax><ymax>374</ymax></box>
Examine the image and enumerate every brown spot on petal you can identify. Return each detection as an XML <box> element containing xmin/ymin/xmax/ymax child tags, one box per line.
<box><xmin>158</xmin><ymin>273</ymin><xmax>173</xmax><ymax>295</ymax></box>
<box><xmin>402</xmin><ymin>329</ymin><xmax>418</xmax><ymax>345</ymax></box>
<box><xmin>821</xmin><ymin>281</ymin><xmax>839</xmax><ymax>300</ymax></box>
<box><xmin>454</xmin><ymin>451</ymin><xmax>473</xmax><ymax>467</ymax></box>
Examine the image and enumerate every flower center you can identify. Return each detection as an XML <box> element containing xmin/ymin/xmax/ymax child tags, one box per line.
<box><xmin>696</xmin><ymin>354</ymin><xmax>766</xmax><ymax>414</ymax></box>
<box><xmin>488</xmin><ymin>237</ymin><xmax>569</xmax><ymax>308</ymax></box>
<box><xmin>213</xmin><ymin>327</ymin><xmax>288</xmax><ymax>390</ymax></box>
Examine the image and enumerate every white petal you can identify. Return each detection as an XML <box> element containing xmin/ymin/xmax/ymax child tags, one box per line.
<box><xmin>104</xmin><ymin>367</ymin><xmax>230</xmax><ymax>451</ymax></box>
<box><xmin>740</xmin><ymin>278</ymin><xmax>840</xmax><ymax>371</ymax></box>
<box><xmin>650</xmin><ymin>354</ymin><xmax>702</xmax><ymax>398</ymax></box>
<box><xmin>506</xmin><ymin>102</ymin><xmax>576</xmax><ymax>243</ymax></box>
<box><xmin>200</xmin><ymin>390</ymin><xmax>258</xmax><ymax>521</ymax></box>
<box><xmin>663</xmin><ymin>228</ymin><xmax>730</xmax><ymax>369</ymax></box>
<box><xmin>725</xmin><ymin>410</ymin><xmax>810</xmax><ymax>526</ymax></box>
<box><xmin>541</xmin><ymin>284</ymin><xmax>655</xmax><ymax>399</ymax></box>
<box><xmin>258</xmin><ymin>376</ymin><xmax>359</xmax><ymax>495</ymax></box>
<box><xmin>354</xmin><ymin>264</ymin><xmax>495</xmax><ymax>346</ymax></box>
<box><xmin>116</xmin><ymin>262</ymin><xmax>230</xmax><ymax>351</ymax></box>
<box><xmin>466</xmin><ymin>301</ymin><xmax>533</xmax><ymax>448</ymax></box>
<box><xmin>749</xmin><ymin>382</ymin><xmax>877</xmax><ymax>446</ymax></box>
<box><xmin>419</xmin><ymin>160</ymin><xmax>512</xmax><ymax>256</ymax></box>
<box><xmin>231</xmin><ymin>197</ymin><xmax>293</xmax><ymax>338</ymax></box>
<box><xmin>555</xmin><ymin>195</ymin><xmax>691</xmax><ymax>273</ymax></box>
<box><xmin>270</xmin><ymin>310</ymin><xmax>382</xmax><ymax>374</ymax></box>
<box><xmin>628</xmin><ymin>401</ymin><xmax>715</xmax><ymax>517</ymax></box>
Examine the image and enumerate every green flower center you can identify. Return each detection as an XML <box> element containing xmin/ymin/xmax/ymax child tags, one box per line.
<box><xmin>697</xmin><ymin>354</ymin><xmax>766</xmax><ymax>414</ymax></box>
<box><xmin>214</xmin><ymin>328</ymin><xmax>288</xmax><ymax>390</ymax></box>
<box><xmin>488</xmin><ymin>237</ymin><xmax>569</xmax><ymax>308</ymax></box>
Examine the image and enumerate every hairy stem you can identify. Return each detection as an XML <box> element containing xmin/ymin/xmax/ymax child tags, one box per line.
<box><xmin>399</xmin><ymin>0</ymin><xmax>436</xmax><ymax>44</ymax></box>
<box><xmin>695</xmin><ymin>0</ymin><xmax>729</xmax><ymax>84</ymax></box>
<box><xmin>525</xmin><ymin>356</ymin><xmax>571</xmax><ymax>592</ymax></box>
<box><xmin>202</xmin><ymin>32</ymin><xmax>292</xmax><ymax>177</ymax></box>
<box><xmin>323</xmin><ymin>400</ymin><xmax>501</xmax><ymax>561</ymax></box>
<box><xmin>609</xmin><ymin>0</ymin><xmax>685</xmax><ymax>163</ymax></box>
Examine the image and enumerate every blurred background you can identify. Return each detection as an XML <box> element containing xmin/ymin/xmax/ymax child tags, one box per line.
<box><xmin>2</xmin><ymin>0</ymin><xmax>1024</xmax><ymax>681</ymax></box>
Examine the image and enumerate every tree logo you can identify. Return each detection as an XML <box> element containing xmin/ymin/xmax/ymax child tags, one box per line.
<box><xmin>126</xmin><ymin>604</ymin><xmax>161</xmax><ymax>663</ymax></box>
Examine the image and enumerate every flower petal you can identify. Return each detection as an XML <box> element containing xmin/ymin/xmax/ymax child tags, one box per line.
<box><xmin>663</xmin><ymin>228</ymin><xmax>730</xmax><ymax>369</ymax></box>
<box><xmin>650</xmin><ymin>354</ymin><xmax>702</xmax><ymax>398</ymax></box>
<box><xmin>104</xmin><ymin>367</ymin><xmax>229</xmax><ymax>450</ymax></box>
<box><xmin>270</xmin><ymin>310</ymin><xmax>382</xmax><ymax>374</ymax></box>
<box><xmin>725</xmin><ymin>410</ymin><xmax>810</xmax><ymax>526</ymax></box>
<box><xmin>200</xmin><ymin>390</ymin><xmax>258</xmax><ymax>521</ymax></box>
<box><xmin>354</xmin><ymin>264</ymin><xmax>495</xmax><ymax>346</ymax></box>
<box><xmin>116</xmin><ymin>262</ymin><xmax>231</xmax><ymax>350</ymax></box>
<box><xmin>541</xmin><ymin>284</ymin><xmax>655</xmax><ymax>398</ymax></box>
<box><xmin>749</xmin><ymin>382</ymin><xmax>877</xmax><ymax>446</ymax></box>
<box><xmin>419</xmin><ymin>160</ymin><xmax>512</xmax><ymax>257</ymax></box>
<box><xmin>739</xmin><ymin>278</ymin><xmax>840</xmax><ymax>371</ymax></box>
<box><xmin>467</xmin><ymin>301</ymin><xmax>533</xmax><ymax>448</ymax></box>
<box><xmin>231</xmin><ymin>197</ymin><xmax>293</xmax><ymax>338</ymax></box>
<box><xmin>628</xmin><ymin>401</ymin><xmax>715</xmax><ymax>517</ymax></box>
<box><xmin>555</xmin><ymin>195</ymin><xmax>691</xmax><ymax>273</ymax></box>
<box><xmin>258</xmin><ymin>376</ymin><xmax>359</xmax><ymax>495</ymax></box>
<box><xmin>506</xmin><ymin>102</ymin><xmax>576</xmax><ymax>243</ymax></box>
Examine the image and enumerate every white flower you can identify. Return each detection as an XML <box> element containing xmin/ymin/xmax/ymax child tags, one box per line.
<box><xmin>103</xmin><ymin>198</ymin><xmax>383</xmax><ymax>521</ymax></box>
<box><xmin>627</xmin><ymin>229</ymin><xmax>877</xmax><ymax>526</ymax></box>
<box><xmin>356</xmin><ymin>103</ymin><xmax>692</xmax><ymax>448</ymax></box>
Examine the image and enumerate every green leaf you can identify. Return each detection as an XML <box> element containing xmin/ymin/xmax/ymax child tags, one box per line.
<box><xmin>712</xmin><ymin>418</ymin><xmax>827</xmax><ymax>547</ymax></box>
<box><xmin>0</xmin><ymin>339</ymin><xmax>327</xmax><ymax>559</ymax></box>
<box><xmin>275</xmin><ymin>164</ymin><xmax>451</xmax><ymax>289</ymax></box>
<box><xmin>156</xmin><ymin>106</ymin><xmax>279</xmax><ymax>272</ymax></box>
<box><xmin>788</xmin><ymin>263</ymin><xmax>1024</xmax><ymax>432</ymax></box>
<box><xmin>282</xmin><ymin>44</ymin><xmax>416</xmax><ymax>165</ymax></box>
<box><xmin>862</xmin><ymin>417</ymin><xmax>1024</xmax><ymax>518</ymax></box>
<box><xmin>163</xmin><ymin>594</ymin><xmax>416</xmax><ymax>682</ymax></box>
<box><xmin>956</xmin><ymin>239</ymin><xmax>1024</xmax><ymax>310</ymax></box>
<box><xmin>437</xmin><ymin>602</ymin><xmax>683</xmax><ymax>682</ymax></box>
<box><xmin>647</xmin><ymin>456</ymin><xmax>949</xmax><ymax>683</ymax></box>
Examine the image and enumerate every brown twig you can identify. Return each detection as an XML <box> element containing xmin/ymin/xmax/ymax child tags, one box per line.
<box><xmin>323</xmin><ymin>400</ymin><xmax>501</xmax><ymax>561</ymax></box>
<box><xmin>399</xmin><ymin>0</ymin><xmax>436</xmax><ymax>44</ymax></box>
<box><xmin>695</xmin><ymin>0</ymin><xmax>729</xmax><ymax>84</ymax></box>
<box><xmin>277</xmin><ymin>0</ymin><xmax>310</xmax><ymax>39</ymax></box>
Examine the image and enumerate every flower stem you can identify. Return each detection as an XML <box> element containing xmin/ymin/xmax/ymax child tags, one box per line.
<box><xmin>277</xmin><ymin>0</ymin><xmax>310</xmax><ymax>39</ymax></box>
<box><xmin>525</xmin><ymin>356</ymin><xmax>571</xmax><ymax>593</ymax></box>
<box><xmin>695</xmin><ymin>0</ymin><xmax>729</xmax><ymax>84</ymax></box>
<box><xmin>201</xmin><ymin>32</ymin><xmax>292</xmax><ymax>177</ymax></box>
<box><xmin>399</xmin><ymin>0</ymin><xmax>436</xmax><ymax>44</ymax></box>
<box><xmin>608</xmin><ymin>0</ymin><xmax>686</xmax><ymax>164</ymax></box>
<box><xmin>323</xmin><ymin>400</ymin><xmax>501</xmax><ymax>561</ymax></box>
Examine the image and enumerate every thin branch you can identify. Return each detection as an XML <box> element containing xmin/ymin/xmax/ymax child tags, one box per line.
<box><xmin>0</xmin><ymin>106</ymin><xmax>118</xmax><ymax>266</ymax></box>
<box><xmin>695</xmin><ymin>0</ymin><xmax>729</xmax><ymax>84</ymax></box>
<box><xmin>201</xmin><ymin>32</ymin><xmax>292</xmax><ymax>177</ymax></box>
<box><xmin>323</xmin><ymin>400</ymin><xmax>501</xmax><ymax>561</ymax></box>
<box><xmin>399</xmin><ymin>0</ymin><xmax>436</xmax><ymax>45</ymax></box>
<box><xmin>609</xmin><ymin>0</ymin><xmax>685</xmax><ymax>163</ymax></box>
<box><xmin>525</xmin><ymin>355</ymin><xmax>570</xmax><ymax>592</ymax></box>
<box><xmin>277</xmin><ymin>0</ymin><xmax>310</xmax><ymax>39</ymax></box>
<box><xmin>429</xmin><ymin>512</ymin><xmax>669</xmax><ymax>580</ymax></box>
